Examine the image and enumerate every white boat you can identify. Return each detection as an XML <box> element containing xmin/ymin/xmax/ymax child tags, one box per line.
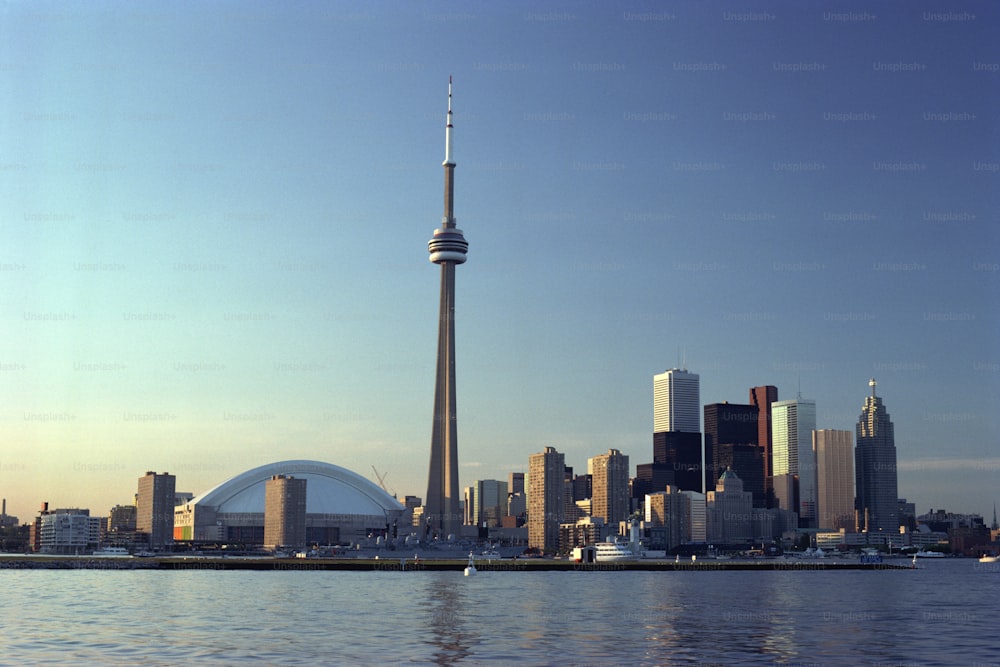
<box><xmin>92</xmin><ymin>547</ymin><xmax>131</xmax><ymax>558</ymax></box>
<box><xmin>480</xmin><ymin>545</ymin><xmax>502</xmax><ymax>560</ymax></box>
<box><xmin>978</xmin><ymin>554</ymin><xmax>998</xmax><ymax>563</ymax></box>
<box><xmin>914</xmin><ymin>550</ymin><xmax>946</xmax><ymax>558</ymax></box>
<box><xmin>593</xmin><ymin>540</ymin><xmax>634</xmax><ymax>562</ymax></box>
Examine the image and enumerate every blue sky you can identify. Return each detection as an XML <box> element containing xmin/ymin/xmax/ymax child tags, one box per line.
<box><xmin>1</xmin><ymin>1</ymin><xmax>997</xmax><ymax>523</ymax></box>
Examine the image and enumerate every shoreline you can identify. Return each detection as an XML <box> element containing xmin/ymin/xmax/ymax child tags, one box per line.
<box><xmin>0</xmin><ymin>555</ymin><xmax>913</xmax><ymax>571</ymax></box>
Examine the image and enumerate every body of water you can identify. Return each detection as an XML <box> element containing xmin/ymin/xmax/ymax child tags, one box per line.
<box><xmin>1</xmin><ymin>558</ymin><xmax>997</xmax><ymax>666</ymax></box>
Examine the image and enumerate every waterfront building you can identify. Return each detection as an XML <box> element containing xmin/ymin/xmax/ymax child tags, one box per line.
<box><xmin>814</xmin><ymin>429</ymin><xmax>855</xmax><ymax>530</ymax></box>
<box><xmin>39</xmin><ymin>508</ymin><xmax>101</xmax><ymax>554</ymax></box>
<box><xmin>559</xmin><ymin>516</ymin><xmax>608</xmax><ymax>552</ymax></box>
<box><xmin>706</xmin><ymin>470</ymin><xmax>753</xmax><ymax>545</ymax></box>
<box><xmin>0</xmin><ymin>499</ymin><xmax>18</xmax><ymax>528</ymax></box>
<box><xmin>528</xmin><ymin>446</ymin><xmax>565</xmax><ymax>553</ymax></box>
<box><xmin>855</xmin><ymin>379</ymin><xmax>899</xmax><ymax>534</ymax></box>
<box><xmin>264</xmin><ymin>474</ymin><xmax>307</xmax><ymax>550</ymax></box>
<box><xmin>644</xmin><ymin>485</ymin><xmax>691</xmax><ymax>550</ymax></box>
<box><xmin>681</xmin><ymin>490</ymin><xmax>707</xmax><ymax>543</ymax></box>
<box><xmin>136</xmin><ymin>471</ymin><xmax>175</xmax><ymax>550</ymax></box>
<box><xmin>173</xmin><ymin>460</ymin><xmax>402</xmax><ymax>545</ymax></box>
<box><xmin>105</xmin><ymin>504</ymin><xmax>137</xmax><ymax>546</ymax></box>
<box><xmin>750</xmin><ymin>385</ymin><xmax>779</xmax><ymax>507</ymax></box>
<box><xmin>424</xmin><ymin>78</ymin><xmax>469</xmax><ymax>539</ymax></box>
<box><xmin>107</xmin><ymin>504</ymin><xmax>137</xmax><ymax>532</ymax></box>
<box><xmin>589</xmin><ymin>449</ymin><xmax>630</xmax><ymax>526</ymax></box>
<box><xmin>771</xmin><ymin>398</ymin><xmax>817</xmax><ymax>528</ymax></box>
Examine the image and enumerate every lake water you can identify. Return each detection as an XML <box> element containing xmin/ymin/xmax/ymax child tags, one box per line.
<box><xmin>1</xmin><ymin>559</ymin><xmax>997</xmax><ymax>666</ymax></box>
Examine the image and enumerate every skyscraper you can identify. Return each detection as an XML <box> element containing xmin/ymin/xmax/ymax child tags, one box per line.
<box><xmin>264</xmin><ymin>474</ymin><xmax>307</xmax><ymax>550</ymax></box>
<box><xmin>425</xmin><ymin>78</ymin><xmax>469</xmax><ymax>538</ymax></box>
<box><xmin>750</xmin><ymin>385</ymin><xmax>779</xmax><ymax>507</ymax></box>
<box><xmin>814</xmin><ymin>429</ymin><xmax>855</xmax><ymax>530</ymax></box>
<box><xmin>468</xmin><ymin>479</ymin><xmax>508</xmax><ymax>528</ymax></box>
<box><xmin>771</xmin><ymin>398</ymin><xmax>817</xmax><ymax>527</ymax></box>
<box><xmin>528</xmin><ymin>447</ymin><xmax>565</xmax><ymax>553</ymax></box>
<box><xmin>855</xmin><ymin>378</ymin><xmax>899</xmax><ymax>534</ymax></box>
<box><xmin>589</xmin><ymin>449</ymin><xmax>630</xmax><ymax>527</ymax></box>
<box><xmin>703</xmin><ymin>402</ymin><xmax>759</xmax><ymax>495</ymax></box>
<box><xmin>654</xmin><ymin>369</ymin><xmax>701</xmax><ymax>433</ymax></box>
<box><xmin>653</xmin><ymin>368</ymin><xmax>703</xmax><ymax>492</ymax></box>
<box><xmin>136</xmin><ymin>471</ymin><xmax>175</xmax><ymax>550</ymax></box>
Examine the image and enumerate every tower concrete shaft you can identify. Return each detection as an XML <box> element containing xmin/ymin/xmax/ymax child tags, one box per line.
<box><xmin>425</xmin><ymin>78</ymin><xmax>467</xmax><ymax>538</ymax></box>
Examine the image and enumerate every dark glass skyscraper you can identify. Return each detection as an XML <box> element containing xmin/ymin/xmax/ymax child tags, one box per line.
<box><xmin>750</xmin><ymin>385</ymin><xmax>778</xmax><ymax>507</ymax></box>
<box><xmin>703</xmin><ymin>402</ymin><xmax>759</xmax><ymax>492</ymax></box>
<box><xmin>855</xmin><ymin>378</ymin><xmax>899</xmax><ymax>534</ymax></box>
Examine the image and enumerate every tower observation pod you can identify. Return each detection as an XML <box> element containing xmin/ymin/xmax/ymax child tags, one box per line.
<box><xmin>428</xmin><ymin>77</ymin><xmax>468</xmax><ymax>265</ymax></box>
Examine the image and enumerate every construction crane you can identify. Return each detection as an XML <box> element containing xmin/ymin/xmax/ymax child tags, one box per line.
<box><xmin>371</xmin><ymin>465</ymin><xmax>397</xmax><ymax>499</ymax></box>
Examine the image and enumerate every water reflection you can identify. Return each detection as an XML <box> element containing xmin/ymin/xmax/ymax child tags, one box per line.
<box><xmin>419</xmin><ymin>572</ymin><xmax>479</xmax><ymax>666</ymax></box>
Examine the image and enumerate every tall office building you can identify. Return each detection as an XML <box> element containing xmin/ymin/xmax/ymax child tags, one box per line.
<box><xmin>136</xmin><ymin>471</ymin><xmax>175</xmax><ymax>550</ymax></box>
<box><xmin>814</xmin><ymin>430</ymin><xmax>855</xmax><ymax>530</ymax></box>
<box><xmin>855</xmin><ymin>379</ymin><xmax>899</xmax><ymax>534</ymax></box>
<box><xmin>654</xmin><ymin>369</ymin><xmax>701</xmax><ymax>432</ymax></box>
<box><xmin>632</xmin><ymin>462</ymin><xmax>676</xmax><ymax>502</ymax></box>
<box><xmin>703</xmin><ymin>402</ymin><xmax>759</xmax><ymax>495</ymax></box>
<box><xmin>528</xmin><ymin>447</ymin><xmax>565</xmax><ymax>553</ymax></box>
<box><xmin>470</xmin><ymin>479</ymin><xmax>508</xmax><ymax>528</ymax></box>
<box><xmin>264</xmin><ymin>474</ymin><xmax>307</xmax><ymax>550</ymax></box>
<box><xmin>508</xmin><ymin>472</ymin><xmax>525</xmax><ymax>495</ymax></box>
<box><xmin>771</xmin><ymin>398</ymin><xmax>817</xmax><ymax>527</ymax></box>
<box><xmin>653</xmin><ymin>432</ymin><xmax>703</xmax><ymax>493</ymax></box>
<box><xmin>425</xmin><ymin>78</ymin><xmax>469</xmax><ymax>539</ymax></box>
<box><xmin>653</xmin><ymin>368</ymin><xmax>703</xmax><ymax>492</ymax></box>
<box><xmin>750</xmin><ymin>385</ymin><xmax>779</xmax><ymax>507</ymax></box>
<box><xmin>589</xmin><ymin>449</ymin><xmax>630</xmax><ymax>527</ymax></box>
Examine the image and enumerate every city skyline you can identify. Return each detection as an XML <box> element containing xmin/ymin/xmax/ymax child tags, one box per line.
<box><xmin>2</xmin><ymin>2</ymin><xmax>997</xmax><ymax>523</ymax></box>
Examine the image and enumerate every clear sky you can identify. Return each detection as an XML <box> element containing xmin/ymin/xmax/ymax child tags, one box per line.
<box><xmin>1</xmin><ymin>1</ymin><xmax>997</xmax><ymax>524</ymax></box>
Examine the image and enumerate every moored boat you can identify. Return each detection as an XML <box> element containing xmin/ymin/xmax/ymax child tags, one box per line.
<box><xmin>92</xmin><ymin>547</ymin><xmax>131</xmax><ymax>558</ymax></box>
<box><xmin>914</xmin><ymin>550</ymin><xmax>946</xmax><ymax>558</ymax></box>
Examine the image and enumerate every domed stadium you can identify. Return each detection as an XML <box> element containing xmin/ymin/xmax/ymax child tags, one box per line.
<box><xmin>173</xmin><ymin>460</ymin><xmax>404</xmax><ymax>545</ymax></box>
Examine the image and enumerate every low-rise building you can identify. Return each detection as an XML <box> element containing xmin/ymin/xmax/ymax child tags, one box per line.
<box><xmin>39</xmin><ymin>508</ymin><xmax>102</xmax><ymax>554</ymax></box>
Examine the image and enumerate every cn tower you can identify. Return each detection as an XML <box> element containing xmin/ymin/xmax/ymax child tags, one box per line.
<box><xmin>425</xmin><ymin>77</ymin><xmax>468</xmax><ymax>538</ymax></box>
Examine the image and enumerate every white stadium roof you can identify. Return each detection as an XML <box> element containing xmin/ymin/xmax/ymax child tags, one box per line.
<box><xmin>188</xmin><ymin>460</ymin><xmax>403</xmax><ymax>516</ymax></box>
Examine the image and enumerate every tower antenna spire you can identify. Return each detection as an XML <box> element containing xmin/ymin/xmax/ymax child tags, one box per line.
<box><xmin>444</xmin><ymin>75</ymin><xmax>454</xmax><ymax>167</ymax></box>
